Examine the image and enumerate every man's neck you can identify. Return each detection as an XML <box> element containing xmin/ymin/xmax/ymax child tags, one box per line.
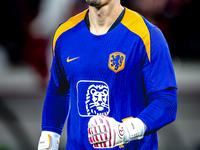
<box><xmin>88</xmin><ymin>2</ymin><xmax>124</xmax><ymax>35</ymax></box>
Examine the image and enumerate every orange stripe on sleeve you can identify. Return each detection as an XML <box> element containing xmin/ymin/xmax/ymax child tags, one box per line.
<box><xmin>52</xmin><ymin>9</ymin><xmax>88</xmax><ymax>55</ymax></box>
<box><xmin>121</xmin><ymin>8</ymin><xmax>151</xmax><ymax>62</ymax></box>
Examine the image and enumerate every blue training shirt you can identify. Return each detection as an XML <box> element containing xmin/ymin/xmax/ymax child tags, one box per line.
<box><xmin>42</xmin><ymin>8</ymin><xmax>177</xmax><ymax>150</ymax></box>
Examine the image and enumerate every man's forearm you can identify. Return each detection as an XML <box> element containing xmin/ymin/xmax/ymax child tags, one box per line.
<box><xmin>42</xmin><ymin>78</ymin><xmax>70</xmax><ymax>134</ymax></box>
<box><xmin>137</xmin><ymin>88</ymin><xmax>177</xmax><ymax>135</ymax></box>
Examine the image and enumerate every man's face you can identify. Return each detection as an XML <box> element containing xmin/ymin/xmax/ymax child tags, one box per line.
<box><xmin>86</xmin><ymin>0</ymin><xmax>111</xmax><ymax>7</ymax></box>
<box><xmin>86</xmin><ymin>0</ymin><xmax>102</xmax><ymax>6</ymax></box>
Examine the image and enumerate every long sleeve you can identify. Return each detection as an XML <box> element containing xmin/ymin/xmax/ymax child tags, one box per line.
<box><xmin>138</xmin><ymin>25</ymin><xmax>178</xmax><ymax>135</ymax></box>
<box><xmin>42</xmin><ymin>46</ymin><xmax>70</xmax><ymax>135</ymax></box>
<box><xmin>137</xmin><ymin>88</ymin><xmax>177</xmax><ymax>135</ymax></box>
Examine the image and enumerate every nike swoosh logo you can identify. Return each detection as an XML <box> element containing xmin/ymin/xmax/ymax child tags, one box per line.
<box><xmin>67</xmin><ymin>56</ymin><xmax>79</xmax><ymax>62</ymax></box>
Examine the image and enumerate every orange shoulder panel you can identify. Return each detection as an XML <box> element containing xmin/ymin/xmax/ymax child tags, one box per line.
<box><xmin>121</xmin><ymin>8</ymin><xmax>151</xmax><ymax>62</ymax></box>
<box><xmin>53</xmin><ymin>9</ymin><xmax>88</xmax><ymax>54</ymax></box>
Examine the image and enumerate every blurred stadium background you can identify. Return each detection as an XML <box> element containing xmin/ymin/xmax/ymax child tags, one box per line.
<box><xmin>0</xmin><ymin>0</ymin><xmax>199</xmax><ymax>149</ymax></box>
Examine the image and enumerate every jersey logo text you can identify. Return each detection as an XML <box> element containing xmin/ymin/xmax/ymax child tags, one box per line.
<box><xmin>108</xmin><ymin>52</ymin><xmax>126</xmax><ymax>73</ymax></box>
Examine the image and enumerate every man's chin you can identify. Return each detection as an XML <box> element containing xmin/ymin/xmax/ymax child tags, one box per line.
<box><xmin>86</xmin><ymin>0</ymin><xmax>102</xmax><ymax>7</ymax></box>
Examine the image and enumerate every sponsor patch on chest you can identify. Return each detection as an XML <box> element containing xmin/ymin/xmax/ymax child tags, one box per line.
<box><xmin>77</xmin><ymin>80</ymin><xmax>110</xmax><ymax>117</ymax></box>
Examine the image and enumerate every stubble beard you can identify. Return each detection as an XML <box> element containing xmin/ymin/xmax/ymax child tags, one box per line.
<box><xmin>86</xmin><ymin>0</ymin><xmax>102</xmax><ymax>7</ymax></box>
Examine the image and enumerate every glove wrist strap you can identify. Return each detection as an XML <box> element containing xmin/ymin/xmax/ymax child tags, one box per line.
<box><xmin>38</xmin><ymin>131</ymin><xmax>60</xmax><ymax>150</ymax></box>
<box><xmin>122</xmin><ymin>117</ymin><xmax>145</xmax><ymax>142</ymax></box>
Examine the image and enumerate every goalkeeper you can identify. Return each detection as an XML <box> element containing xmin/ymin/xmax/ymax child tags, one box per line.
<box><xmin>38</xmin><ymin>0</ymin><xmax>177</xmax><ymax>149</ymax></box>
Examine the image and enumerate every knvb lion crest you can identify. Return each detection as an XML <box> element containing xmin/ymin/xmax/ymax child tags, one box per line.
<box><xmin>108</xmin><ymin>52</ymin><xmax>126</xmax><ymax>73</ymax></box>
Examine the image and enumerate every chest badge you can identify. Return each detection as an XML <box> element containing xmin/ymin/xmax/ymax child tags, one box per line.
<box><xmin>108</xmin><ymin>52</ymin><xmax>126</xmax><ymax>73</ymax></box>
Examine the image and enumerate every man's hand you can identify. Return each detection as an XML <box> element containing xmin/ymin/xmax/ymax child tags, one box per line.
<box><xmin>38</xmin><ymin>131</ymin><xmax>60</xmax><ymax>150</ymax></box>
<box><xmin>88</xmin><ymin>115</ymin><xmax>146</xmax><ymax>149</ymax></box>
<box><xmin>88</xmin><ymin>115</ymin><xmax>129</xmax><ymax>148</ymax></box>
